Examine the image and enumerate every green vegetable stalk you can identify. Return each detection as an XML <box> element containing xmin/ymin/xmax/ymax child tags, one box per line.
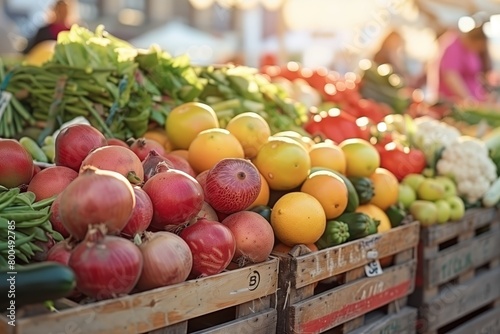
<box><xmin>316</xmin><ymin>220</ymin><xmax>350</xmax><ymax>250</ymax></box>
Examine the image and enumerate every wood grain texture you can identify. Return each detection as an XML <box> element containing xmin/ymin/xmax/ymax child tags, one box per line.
<box><xmin>425</xmin><ymin>229</ymin><xmax>500</xmax><ymax>287</ymax></box>
<box><xmin>349</xmin><ymin>307</ymin><xmax>417</xmax><ymax>334</ymax></box>
<box><xmin>293</xmin><ymin>221</ymin><xmax>419</xmax><ymax>289</ymax></box>
<box><xmin>190</xmin><ymin>309</ymin><xmax>277</xmax><ymax>334</ymax></box>
<box><xmin>4</xmin><ymin>259</ymin><xmax>278</xmax><ymax>334</ymax></box>
<box><xmin>419</xmin><ymin>267</ymin><xmax>500</xmax><ymax>331</ymax></box>
<box><xmin>290</xmin><ymin>260</ymin><xmax>416</xmax><ymax>334</ymax></box>
<box><xmin>446</xmin><ymin>306</ymin><xmax>500</xmax><ymax>334</ymax></box>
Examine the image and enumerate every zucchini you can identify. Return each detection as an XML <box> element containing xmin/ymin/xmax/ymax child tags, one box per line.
<box><xmin>336</xmin><ymin>212</ymin><xmax>378</xmax><ymax>241</ymax></box>
<box><xmin>310</xmin><ymin>167</ymin><xmax>359</xmax><ymax>212</ymax></box>
<box><xmin>348</xmin><ymin>177</ymin><xmax>375</xmax><ymax>204</ymax></box>
<box><xmin>0</xmin><ymin>261</ymin><xmax>76</xmax><ymax>309</ymax></box>
<box><xmin>482</xmin><ymin>177</ymin><xmax>500</xmax><ymax>207</ymax></box>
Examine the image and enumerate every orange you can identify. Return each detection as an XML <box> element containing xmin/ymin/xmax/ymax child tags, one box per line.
<box><xmin>168</xmin><ymin>149</ymin><xmax>189</xmax><ymax>160</ymax></box>
<box><xmin>271</xmin><ymin>192</ymin><xmax>326</xmax><ymax>247</ymax></box>
<box><xmin>355</xmin><ymin>204</ymin><xmax>391</xmax><ymax>233</ymax></box>
<box><xmin>225</xmin><ymin>112</ymin><xmax>271</xmax><ymax>159</ymax></box>
<box><xmin>166</xmin><ymin>102</ymin><xmax>219</xmax><ymax>150</ymax></box>
<box><xmin>253</xmin><ymin>137</ymin><xmax>311</xmax><ymax>191</ymax></box>
<box><xmin>339</xmin><ymin>138</ymin><xmax>380</xmax><ymax>177</ymax></box>
<box><xmin>144</xmin><ymin>128</ymin><xmax>172</xmax><ymax>152</ymax></box>
<box><xmin>300</xmin><ymin>170</ymin><xmax>348</xmax><ymax>219</ymax></box>
<box><xmin>308</xmin><ymin>140</ymin><xmax>346</xmax><ymax>174</ymax></box>
<box><xmin>369</xmin><ymin>168</ymin><xmax>399</xmax><ymax>210</ymax></box>
<box><xmin>273</xmin><ymin>131</ymin><xmax>310</xmax><ymax>150</ymax></box>
<box><xmin>188</xmin><ymin>128</ymin><xmax>244</xmax><ymax>174</ymax></box>
<box><xmin>247</xmin><ymin>173</ymin><xmax>270</xmax><ymax>209</ymax></box>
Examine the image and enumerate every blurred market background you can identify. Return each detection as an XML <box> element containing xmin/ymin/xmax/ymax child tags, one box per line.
<box><xmin>2</xmin><ymin>0</ymin><xmax>500</xmax><ymax>103</ymax></box>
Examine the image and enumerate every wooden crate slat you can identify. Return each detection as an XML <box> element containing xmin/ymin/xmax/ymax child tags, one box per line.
<box><xmin>446</xmin><ymin>306</ymin><xmax>500</xmax><ymax>334</ymax></box>
<box><xmin>294</xmin><ymin>221</ymin><xmax>419</xmax><ymax>288</ymax></box>
<box><xmin>190</xmin><ymin>309</ymin><xmax>277</xmax><ymax>334</ymax></box>
<box><xmin>290</xmin><ymin>260</ymin><xmax>416</xmax><ymax>334</ymax></box>
<box><xmin>420</xmin><ymin>266</ymin><xmax>500</xmax><ymax>331</ymax></box>
<box><xmin>11</xmin><ymin>259</ymin><xmax>278</xmax><ymax>334</ymax></box>
<box><xmin>348</xmin><ymin>307</ymin><xmax>417</xmax><ymax>334</ymax></box>
<box><xmin>421</xmin><ymin>208</ymin><xmax>496</xmax><ymax>246</ymax></box>
<box><xmin>425</xmin><ymin>229</ymin><xmax>500</xmax><ymax>287</ymax></box>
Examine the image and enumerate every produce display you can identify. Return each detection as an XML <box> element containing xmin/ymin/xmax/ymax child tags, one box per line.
<box><xmin>0</xmin><ymin>25</ymin><xmax>306</xmax><ymax>142</ymax></box>
<box><xmin>1</xmin><ymin>24</ymin><xmax>500</xmax><ymax>331</ymax></box>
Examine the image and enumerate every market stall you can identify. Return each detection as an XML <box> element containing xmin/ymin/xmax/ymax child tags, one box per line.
<box><xmin>1</xmin><ymin>2</ymin><xmax>500</xmax><ymax>333</ymax></box>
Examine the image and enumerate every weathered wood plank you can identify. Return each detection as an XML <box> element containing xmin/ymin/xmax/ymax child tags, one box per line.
<box><xmin>425</xmin><ymin>229</ymin><xmax>500</xmax><ymax>287</ymax></box>
<box><xmin>420</xmin><ymin>208</ymin><xmax>497</xmax><ymax>247</ymax></box>
<box><xmin>348</xmin><ymin>307</ymin><xmax>417</xmax><ymax>334</ymax></box>
<box><xmin>290</xmin><ymin>260</ymin><xmax>416</xmax><ymax>334</ymax></box>
<box><xmin>191</xmin><ymin>309</ymin><xmax>277</xmax><ymax>334</ymax></box>
<box><xmin>446</xmin><ymin>306</ymin><xmax>500</xmax><ymax>334</ymax></box>
<box><xmin>148</xmin><ymin>322</ymin><xmax>187</xmax><ymax>334</ymax></box>
<box><xmin>10</xmin><ymin>259</ymin><xmax>278</xmax><ymax>334</ymax></box>
<box><xmin>293</xmin><ymin>221</ymin><xmax>419</xmax><ymax>288</ymax></box>
<box><xmin>420</xmin><ymin>267</ymin><xmax>500</xmax><ymax>331</ymax></box>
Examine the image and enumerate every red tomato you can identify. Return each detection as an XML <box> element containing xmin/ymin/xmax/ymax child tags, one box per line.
<box><xmin>379</xmin><ymin>144</ymin><xmax>426</xmax><ymax>181</ymax></box>
<box><xmin>303</xmin><ymin>110</ymin><xmax>370</xmax><ymax>143</ymax></box>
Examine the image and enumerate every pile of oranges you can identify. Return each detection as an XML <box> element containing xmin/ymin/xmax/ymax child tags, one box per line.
<box><xmin>144</xmin><ymin>102</ymin><xmax>400</xmax><ymax>248</ymax></box>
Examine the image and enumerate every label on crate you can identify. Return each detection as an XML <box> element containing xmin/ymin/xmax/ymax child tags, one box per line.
<box><xmin>0</xmin><ymin>91</ymin><xmax>12</xmax><ymax>121</ymax></box>
<box><xmin>365</xmin><ymin>260</ymin><xmax>383</xmax><ymax>277</ymax></box>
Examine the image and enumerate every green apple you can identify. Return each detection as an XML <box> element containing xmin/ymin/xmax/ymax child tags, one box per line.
<box><xmin>435</xmin><ymin>199</ymin><xmax>451</xmax><ymax>224</ymax></box>
<box><xmin>409</xmin><ymin>200</ymin><xmax>438</xmax><ymax>226</ymax></box>
<box><xmin>398</xmin><ymin>184</ymin><xmax>416</xmax><ymax>209</ymax></box>
<box><xmin>402</xmin><ymin>173</ymin><xmax>425</xmax><ymax>191</ymax></box>
<box><xmin>446</xmin><ymin>195</ymin><xmax>465</xmax><ymax>221</ymax></box>
<box><xmin>434</xmin><ymin>176</ymin><xmax>457</xmax><ymax>198</ymax></box>
<box><xmin>417</xmin><ymin>179</ymin><xmax>445</xmax><ymax>201</ymax></box>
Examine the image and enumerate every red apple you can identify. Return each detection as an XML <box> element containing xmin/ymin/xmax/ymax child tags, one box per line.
<box><xmin>204</xmin><ymin>158</ymin><xmax>261</xmax><ymax>214</ymax></box>
<box><xmin>142</xmin><ymin>169</ymin><xmax>204</xmax><ymax>230</ymax></box>
<box><xmin>221</xmin><ymin>211</ymin><xmax>274</xmax><ymax>265</ymax></box>
<box><xmin>0</xmin><ymin>139</ymin><xmax>34</xmax><ymax>188</ymax></box>
<box><xmin>164</xmin><ymin>153</ymin><xmax>196</xmax><ymax>177</ymax></box>
<box><xmin>179</xmin><ymin>218</ymin><xmax>236</xmax><ymax>278</ymax></box>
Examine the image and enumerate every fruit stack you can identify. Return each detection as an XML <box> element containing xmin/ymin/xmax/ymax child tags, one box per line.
<box><xmin>400</xmin><ymin>174</ymin><xmax>465</xmax><ymax>225</ymax></box>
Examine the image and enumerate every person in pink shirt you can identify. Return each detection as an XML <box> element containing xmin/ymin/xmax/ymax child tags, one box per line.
<box><xmin>428</xmin><ymin>22</ymin><xmax>491</xmax><ymax>103</ymax></box>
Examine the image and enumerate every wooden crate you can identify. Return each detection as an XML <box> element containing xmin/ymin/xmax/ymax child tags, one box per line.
<box><xmin>274</xmin><ymin>220</ymin><xmax>420</xmax><ymax>334</ymax></box>
<box><xmin>349</xmin><ymin>307</ymin><xmax>418</xmax><ymax>334</ymax></box>
<box><xmin>0</xmin><ymin>258</ymin><xmax>279</xmax><ymax>334</ymax></box>
<box><xmin>409</xmin><ymin>208</ymin><xmax>500</xmax><ymax>334</ymax></box>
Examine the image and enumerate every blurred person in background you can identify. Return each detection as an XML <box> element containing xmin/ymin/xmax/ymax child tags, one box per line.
<box><xmin>372</xmin><ymin>29</ymin><xmax>425</xmax><ymax>88</ymax></box>
<box><xmin>427</xmin><ymin>15</ymin><xmax>492</xmax><ymax>104</ymax></box>
<box><xmin>22</xmin><ymin>0</ymin><xmax>72</xmax><ymax>55</ymax></box>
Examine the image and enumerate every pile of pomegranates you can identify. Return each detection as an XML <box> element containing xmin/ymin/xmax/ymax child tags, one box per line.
<box><xmin>1</xmin><ymin>123</ymin><xmax>275</xmax><ymax>301</ymax></box>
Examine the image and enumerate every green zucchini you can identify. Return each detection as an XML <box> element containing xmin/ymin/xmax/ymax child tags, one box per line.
<box><xmin>310</xmin><ymin>167</ymin><xmax>359</xmax><ymax>212</ymax></box>
<box><xmin>348</xmin><ymin>176</ymin><xmax>375</xmax><ymax>204</ymax></box>
<box><xmin>0</xmin><ymin>261</ymin><xmax>76</xmax><ymax>309</ymax></box>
